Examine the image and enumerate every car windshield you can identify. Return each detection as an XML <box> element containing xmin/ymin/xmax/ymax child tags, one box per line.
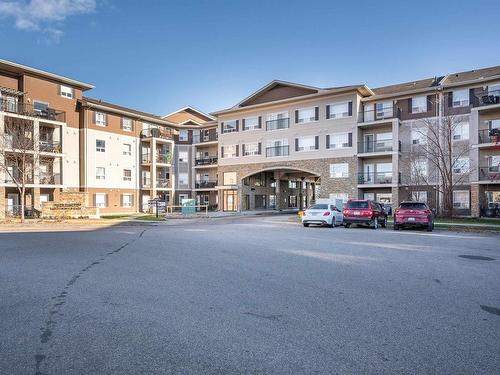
<box><xmin>308</xmin><ymin>204</ymin><xmax>328</xmax><ymax>210</ymax></box>
<box><xmin>346</xmin><ymin>201</ymin><xmax>369</xmax><ymax>209</ymax></box>
<box><xmin>399</xmin><ymin>202</ymin><xmax>427</xmax><ymax>209</ymax></box>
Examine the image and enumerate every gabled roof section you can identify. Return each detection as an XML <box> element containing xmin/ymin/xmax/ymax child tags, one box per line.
<box><xmin>236</xmin><ymin>80</ymin><xmax>321</xmax><ymax>108</ymax></box>
<box><xmin>442</xmin><ymin>65</ymin><xmax>500</xmax><ymax>86</ymax></box>
<box><xmin>162</xmin><ymin>106</ymin><xmax>216</xmax><ymax>123</ymax></box>
<box><xmin>371</xmin><ymin>76</ymin><xmax>444</xmax><ymax>97</ymax></box>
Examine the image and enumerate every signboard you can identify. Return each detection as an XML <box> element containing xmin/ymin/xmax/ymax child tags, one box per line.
<box><xmin>181</xmin><ymin>198</ymin><xmax>196</xmax><ymax>215</ymax></box>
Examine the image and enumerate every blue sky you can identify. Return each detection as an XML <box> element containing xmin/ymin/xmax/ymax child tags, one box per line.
<box><xmin>1</xmin><ymin>0</ymin><xmax>499</xmax><ymax>116</ymax></box>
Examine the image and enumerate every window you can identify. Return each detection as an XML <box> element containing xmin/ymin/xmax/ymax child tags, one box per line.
<box><xmin>328</xmin><ymin>133</ymin><xmax>350</xmax><ymax>149</ymax></box>
<box><xmin>411</xmin><ymin>128</ymin><xmax>427</xmax><ymax>145</ymax></box>
<box><xmin>179</xmin><ymin>130</ymin><xmax>188</xmax><ymax>141</ymax></box>
<box><xmin>96</xmin><ymin>167</ymin><xmax>105</xmax><ymax>180</ymax></box>
<box><xmin>96</xmin><ymin>139</ymin><xmax>105</xmax><ymax>152</ymax></box>
<box><xmin>223</xmin><ymin>120</ymin><xmax>238</xmax><ymax>133</ymax></box>
<box><xmin>376</xmin><ymin>101</ymin><xmax>393</xmax><ymax>118</ymax></box>
<box><xmin>123</xmin><ymin>169</ymin><xmax>132</xmax><ymax>181</ymax></box>
<box><xmin>412</xmin><ymin>96</ymin><xmax>427</xmax><ymax>113</ymax></box>
<box><xmin>296</xmin><ymin>136</ymin><xmax>317</xmax><ymax>152</ymax></box>
<box><xmin>489</xmin><ymin>84</ymin><xmax>500</xmax><ymax>95</ymax></box>
<box><xmin>452</xmin><ymin>89</ymin><xmax>469</xmax><ymax>107</ymax></box>
<box><xmin>329</xmin><ymin>163</ymin><xmax>349</xmax><ymax>178</ymax></box>
<box><xmin>243</xmin><ymin>142</ymin><xmax>260</xmax><ymax>156</ymax></box>
<box><xmin>243</xmin><ymin>116</ymin><xmax>260</xmax><ymax>131</ymax></box>
<box><xmin>329</xmin><ymin>193</ymin><xmax>349</xmax><ymax>209</ymax></box>
<box><xmin>223</xmin><ymin>172</ymin><xmax>237</xmax><ymax>185</ymax></box>
<box><xmin>122</xmin><ymin>118</ymin><xmax>133</xmax><ymax>132</ymax></box>
<box><xmin>411</xmin><ymin>191</ymin><xmax>428</xmax><ymax>203</ymax></box>
<box><xmin>296</xmin><ymin>107</ymin><xmax>317</xmax><ymax>123</ymax></box>
<box><xmin>60</xmin><ymin>85</ymin><xmax>73</xmax><ymax>99</ymax></box>
<box><xmin>489</xmin><ymin>119</ymin><xmax>500</xmax><ymax>130</ymax></box>
<box><xmin>454</xmin><ymin>157</ymin><xmax>470</xmax><ymax>174</ymax></box>
<box><xmin>489</xmin><ymin>155</ymin><xmax>500</xmax><ymax>171</ymax></box>
<box><xmin>95</xmin><ymin>112</ymin><xmax>106</xmax><ymax>126</ymax></box>
<box><xmin>288</xmin><ymin>181</ymin><xmax>297</xmax><ymax>189</ymax></box>
<box><xmin>453</xmin><ymin>121</ymin><xmax>469</xmax><ymax>140</ymax></box>
<box><xmin>266</xmin><ymin>139</ymin><xmax>289</xmax><ymax>157</ymax></box>
<box><xmin>122</xmin><ymin>143</ymin><xmax>131</xmax><ymax>156</ymax></box>
<box><xmin>222</xmin><ymin>145</ymin><xmax>237</xmax><ymax>158</ymax></box>
<box><xmin>412</xmin><ymin>159</ymin><xmax>428</xmax><ymax>178</ymax></box>
<box><xmin>178</xmin><ymin>173</ymin><xmax>189</xmax><ymax>186</ymax></box>
<box><xmin>178</xmin><ymin>151</ymin><xmax>188</xmax><ymax>162</ymax></box>
<box><xmin>33</xmin><ymin>101</ymin><xmax>49</xmax><ymax>113</ymax></box>
<box><xmin>453</xmin><ymin>191</ymin><xmax>470</xmax><ymax>209</ymax></box>
<box><xmin>122</xmin><ymin>194</ymin><xmax>133</xmax><ymax>208</ymax></box>
<box><xmin>266</xmin><ymin>112</ymin><xmax>289</xmax><ymax>130</ymax></box>
<box><xmin>327</xmin><ymin>102</ymin><xmax>351</xmax><ymax>119</ymax></box>
<box><xmin>95</xmin><ymin>193</ymin><xmax>107</xmax><ymax>208</ymax></box>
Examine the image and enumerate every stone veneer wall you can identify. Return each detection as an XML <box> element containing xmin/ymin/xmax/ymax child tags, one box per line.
<box><xmin>41</xmin><ymin>191</ymin><xmax>99</xmax><ymax>219</ymax></box>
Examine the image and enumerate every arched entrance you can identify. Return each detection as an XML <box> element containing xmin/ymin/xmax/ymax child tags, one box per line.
<box><xmin>238</xmin><ymin>167</ymin><xmax>320</xmax><ymax>211</ymax></box>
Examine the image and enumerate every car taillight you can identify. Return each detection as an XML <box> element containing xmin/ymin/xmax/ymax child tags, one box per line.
<box><xmin>424</xmin><ymin>209</ymin><xmax>431</xmax><ymax>215</ymax></box>
<box><xmin>323</xmin><ymin>211</ymin><xmax>331</xmax><ymax>216</ymax></box>
<box><xmin>343</xmin><ymin>209</ymin><xmax>349</xmax><ymax>215</ymax></box>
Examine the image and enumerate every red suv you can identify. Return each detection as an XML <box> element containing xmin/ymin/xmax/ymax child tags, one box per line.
<box><xmin>394</xmin><ymin>201</ymin><xmax>434</xmax><ymax>231</ymax></box>
<box><xmin>343</xmin><ymin>200</ymin><xmax>387</xmax><ymax>229</ymax></box>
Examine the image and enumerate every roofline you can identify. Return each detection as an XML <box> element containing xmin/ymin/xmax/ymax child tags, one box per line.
<box><xmin>80</xmin><ymin>98</ymin><xmax>177</xmax><ymax>127</ymax></box>
<box><xmin>162</xmin><ymin>106</ymin><xmax>216</xmax><ymax>121</ymax></box>
<box><xmin>0</xmin><ymin>58</ymin><xmax>94</xmax><ymax>90</ymax></box>
<box><xmin>362</xmin><ymin>86</ymin><xmax>441</xmax><ymax>102</ymax></box>
<box><xmin>441</xmin><ymin>73</ymin><xmax>500</xmax><ymax>88</ymax></box>
<box><xmin>212</xmin><ymin>85</ymin><xmax>371</xmax><ymax>116</ymax></box>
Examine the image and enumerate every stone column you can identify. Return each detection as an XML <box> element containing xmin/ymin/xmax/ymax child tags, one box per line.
<box><xmin>298</xmin><ymin>180</ymin><xmax>304</xmax><ymax>210</ymax></box>
<box><xmin>274</xmin><ymin>175</ymin><xmax>281</xmax><ymax>211</ymax></box>
<box><xmin>471</xmin><ymin>183</ymin><xmax>480</xmax><ymax>217</ymax></box>
<box><xmin>311</xmin><ymin>182</ymin><xmax>316</xmax><ymax>203</ymax></box>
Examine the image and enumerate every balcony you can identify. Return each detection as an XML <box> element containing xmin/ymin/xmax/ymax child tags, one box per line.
<box><xmin>156</xmin><ymin>153</ymin><xmax>172</xmax><ymax>164</ymax></box>
<box><xmin>266</xmin><ymin>145</ymin><xmax>289</xmax><ymax>157</ymax></box>
<box><xmin>40</xmin><ymin>173</ymin><xmax>61</xmax><ymax>185</ymax></box>
<box><xmin>39</xmin><ymin>140</ymin><xmax>61</xmax><ymax>153</ymax></box>
<box><xmin>358</xmin><ymin>139</ymin><xmax>400</xmax><ymax>154</ymax></box>
<box><xmin>266</xmin><ymin>118</ymin><xmax>289</xmax><ymax>131</ymax></box>
<box><xmin>476</xmin><ymin>89</ymin><xmax>500</xmax><ymax>107</ymax></box>
<box><xmin>358</xmin><ymin>172</ymin><xmax>394</xmax><ymax>185</ymax></box>
<box><xmin>193</xmin><ymin>132</ymin><xmax>218</xmax><ymax>144</ymax></box>
<box><xmin>479</xmin><ymin>166</ymin><xmax>500</xmax><ymax>181</ymax></box>
<box><xmin>156</xmin><ymin>178</ymin><xmax>170</xmax><ymax>188</ymax></box>
<box><xmin>195</xmin><ymin>180</ymin><xmax>217</xmax><ymax>189</ymax></box>
<box><xmin>0</xmin><ymin>99</ymin><xmax>66</xmax><ymax>122</ymax></box>
<box><xmin>140</xmin><ymin>128</ymin><xmax>174</xmax><ymax>140</ymax></box>
<box><xmin>195</xmin><ymin>156</ymin><xmax>218</xmax><ymax>166</ymax></box>
<box><xmin>141</xmin><ymin>153</ymin><xmax>151</xmax><ymax>164</ymax></box>
<box><xmin>358</xmin><ymin>106</ymin><xmax>401</xmax><ymax>123</ymax></box>
<box><xmin>478</xmin><ymin>128</ymin><xmax>500</xmax><ymax>144</ymax></box>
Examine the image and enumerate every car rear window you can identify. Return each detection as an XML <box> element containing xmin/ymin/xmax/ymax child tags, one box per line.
<box><xmin>308</xmin><ymin>204</ymin><xmax>328</xmax><ymax>210</ymax></box>
<box><xmin>399</xmin><ymin>202</ymin><xmax>427</xmax><ymax>209</ymax></box>
<box><xmin>346</xmin><ymin>201</ymin><xmax>369</xmax><ymax>209</ymax></box>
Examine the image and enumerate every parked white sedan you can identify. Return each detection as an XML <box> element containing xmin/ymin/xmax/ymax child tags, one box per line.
<box><xmin>302</xmin><ymin>203</ymin><xmax>344</xmax><ymax>227</ymax></box>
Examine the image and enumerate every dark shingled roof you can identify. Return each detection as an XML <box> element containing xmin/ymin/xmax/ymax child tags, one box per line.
<box><xmin>443</xmin><ymin>65</ymin><xmax>500</xmax><ymax>85</ymax></box>
<box><xmin>372</xmin><ymin>76</ymin><xmax>444</xmax><ymax>96</ymax></box>
<box><xmin>82</xmin><ymin>96</ymin><xmax>166</xmax><ymax>121</ymax></box>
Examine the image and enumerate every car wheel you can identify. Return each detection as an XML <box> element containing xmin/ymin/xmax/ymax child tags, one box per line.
<box><xmin>303</xmin><ymin>223</ymin><xmax>309</xmax><ymax>227</ymax></box>
<box><xmin>344</xmin><ymin>223</ymin><xmax>351</xmax><ymax>228</ymax></box>
<box><xmin>371</xmin><ymin>217</ymin><xmax>378</xmax><ymax>229</ymax></box>
<box><xmin>381</xmin><ymin>217</ymin><xmax>387</xmax><ymax>228</ymax></box>
<box><xmin>393</xmin><ymin>224</ymin><xmax>399</xmax><ymax>231</ymax></box>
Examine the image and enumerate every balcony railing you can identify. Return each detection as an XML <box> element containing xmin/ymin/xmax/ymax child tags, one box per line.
<box><xmin>266</xmin><ymin>145</ymin><xmax>289</xmax><ymax>157</ymax></box>
<box><xmin>195</xmin><ymin>156</ymin><xmax>218</xmax><ymax>166</ymax></box>
<box><xmin>195</xmin><ymin>180</ymin><xmax>217</xmax><ymax>189</ymax></box>
<box><xmin>358</xmin><ymin>106</ymin><xmax>401</xmax><ymax>123</ymax></box>
<box><xmin>479</xmin><ymin>166</ymin><xmax>500</xmax><ymax>181</ymax></box>
<box><xmin>358</xmin><ymin>139</ymin><xmax>400</xmax><ymax>153</ymax></box>
<box><xmin>4</xmin><ymin>175</ymin><xmax>34</xmax><ymax>184</ymax></box>
<box><xmin>479</xmin><ymin>128</ymin><xmax>500</xmax><ymax>144</ymax></box>
<box><xmin>0</xmin><ymin>99</ymin><xmax>66</xmax><ymax>122</ymax></box>
<box><xmin>39</xmin><ymin>173</ymin><xmax>61</xmax><ymax>185</ymax></box>
<box><xmin>358</xmin><ymin>172</ymin><xmax>393</xmax><ymax>185</ymax></box>
<box><xmin>193</xmin><ymin>132</ymin><xmax>218</xmax><ymax>144</ymax></box>
<box><xmin>156</xmin><ymin>153</ymin><xmax>172</xmax><ymax>164</ymax></box>
<box><xmin>476</xmin><ymin>89</ymin><xmax>500</xmax><ymax>107</ymax></box>
<box><xmin>140</xmin><ymin>128</ymin><xmax>174</xmax><ymax>140</ymax></box>
<box><xmin>156</xmin><ymin>178</ymin><xmax>170</xmax><ymax>188</ymax></box>
<box><xmin>141</xmin><ymin>154</ymin><xmax>151</xmax><ymax>163</ymax></box>
<box><xmin>39</xmin><ymin>140</ymin><xmax>61</xmax><ymax>153</ymax></box>
<box><xmin>266</xmin><ymin>118</ymin><xmax>289</xmax><ymax>131</ymax></box>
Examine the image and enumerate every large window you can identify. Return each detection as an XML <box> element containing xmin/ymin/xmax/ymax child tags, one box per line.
<box><xmin>179</xmin><ymin>130</ymin><xmax>189</xmax><ymax>141</ymax></box>
<box><xmin>222</xmin><ymin>120</ymin><xmax>238</xmax><ymax>133</ymax></box>
<box><xmin>60</xmin><ymin>85</ymin><xmax>73</xmax><ymax>99</ymax></box>
<box><xmin>223</xmin><ymin>172</ymin><xmax>237</xmax><ymax>185</ymax></box>
<box><xmin>453</xmin><ymin>191</ymin><xmax>470</xmax><ymax>209</ymax></box>
<box><xmin>96</xmin><ymin>167</ymin><xmax>106</xmax><ymax>180</ymax></box>
<box><xmin>327</xmin><ymin>133</ymin><xmax>350</xmax><ymax>149</ymax></box>
<box><xmin>296</xmin><ymin>136</ymin><xmax>317</xmax><ymax>152</ymax></box>
<box><xmin>266</xmin><ymin>112</ymin><xmax>289</xmax><ymax>130</ymax></box>
<box><xmin>411</xmin><ymin>128</ymin><xmax>427</xmax><ymax>145</ymax></box>
<box><xmin>178</xmin><ymin>173</ymin><xmax>189</xmax><ymax>186</ymax></box>
<box><xmin>452</xmin><ymin>89</ymin><xmax>469</xmax><ymax>107</ymax></box>
<box><xmin>327</xmin><ymin>102</ymin><xmax>351</xmax><ymax>119</ymax></box>
<box><xmin>411</xmin><ymin>191</ymin><xmax>428</xmax><ymax>203</ymax></box>
<box><xmin>453</xmin><ymin>121</ymin><xmax>469</xmax><ymax>140</ymax></box>
<box><xmin>95</xmin><ymin>112</ymin><xmax>107</xmax><ymax>126</ymax></box>
<box><xmin>454</xmin><ymin>157</ymin><xmax>470</xmax><ymax>174</ymax></box>
<box><xmin>122</xmin><ymin>194</ymin><xmax>133</xmax><ymax>208</ymax></box>
<box><xmin>243</xmin><ymin>116</ymin><xmax>260</xmax><ymax>131</ymax></box>
<box><xmin>412</xmin><ymin>159</ymin><xmax>428</xmax><ymax>178</ymax></box>
<box><xmin>243</xmin><ymin>142</ymin><xmax>260</xmax><ymax>156</ymax></box>
<box><xmin>296</xmin><ymin>107</ymin><xmax>317</xmax><ymax>123</ymax></box>
<box><xmin>178</xmin><ymin>151</ymin><xmax>188</xmax><ymax>162</ymax></box>
<box><xmin>222</xmin><ymin>145</ymin><xmax>238</xmax><ymax>158</ymax></box>
<box><xmin>96</xmin><ymin>139</ymin><xmax>105</xmax><ymax>152</ymax></box>
<box><xmin>95</xmin><ymin>193</ymin><xmax>107</xmax><ymax>208</ymax></box>
<box><xmin>329</xmin><ymin>163</ymin><xmax>349</xmax><ymax>178</ymax></box>
<box><xmin>266</xmin><ymin>139</ymin><xmax>289</xmax><ymax>157</ymax></box>
<box><xmin>412</xmin><ymin>96</ymin><xmax>427</xmax><ymax>113</ymax></box>
<box><xmin>34</xmin><ymin>101</ymin><xmax>49</xmax><ymax>113</ymax></box>
<box><xmin>122</xmin><ymin>118</ymin><xmax>133</xmax><ymax>132</ymax></box>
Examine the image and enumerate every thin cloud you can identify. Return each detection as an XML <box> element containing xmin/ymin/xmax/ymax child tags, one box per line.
<box><xmin>0</xmin><ymin>0</ymin><xmax>96</xmax><ymax>42</ymax></box>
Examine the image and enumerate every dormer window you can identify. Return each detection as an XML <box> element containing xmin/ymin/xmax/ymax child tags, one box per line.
<box><xmin>60</xmin><ymin>85</ymin><xmax>74</xmax><ymax>99</ymax></box>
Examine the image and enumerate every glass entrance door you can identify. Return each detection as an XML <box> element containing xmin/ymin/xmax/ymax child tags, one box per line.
<box><xmin>223</xmin><ymin>190</ymin><xmax>237</xmax><ymax>212</ymax></box>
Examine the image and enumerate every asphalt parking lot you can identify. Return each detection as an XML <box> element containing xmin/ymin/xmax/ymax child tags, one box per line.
<box><xmin>1</xmin><ymin>215</ymin><xmax>499</xmax><ymax>374</ymax></box>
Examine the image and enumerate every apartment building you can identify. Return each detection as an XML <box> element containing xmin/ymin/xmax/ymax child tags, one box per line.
<box><xmin>215</xmin><ymin>67</ymin><xmax>500</xmax><ymax>216</ymax></box>
<box><xmin>0</xmin><ymin>59</ymin><xmax>93</xmax><ymax>217</ymax></box>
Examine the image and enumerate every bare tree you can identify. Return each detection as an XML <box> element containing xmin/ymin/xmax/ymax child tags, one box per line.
<box><xmin>408</xmin><ymin>113</ymin><xmax>473</xmax><ymax>217</ymax></box>
<box><xmin>0</xmin><ymin>117</ymin><xmax>37</xmax><ymax>222</ymax></box>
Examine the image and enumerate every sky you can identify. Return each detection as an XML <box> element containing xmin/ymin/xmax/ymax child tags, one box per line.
<box><xmin>1</xmin><ymin>0</ymin><xmax>500</xmax><ymax>116</ymax></box>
